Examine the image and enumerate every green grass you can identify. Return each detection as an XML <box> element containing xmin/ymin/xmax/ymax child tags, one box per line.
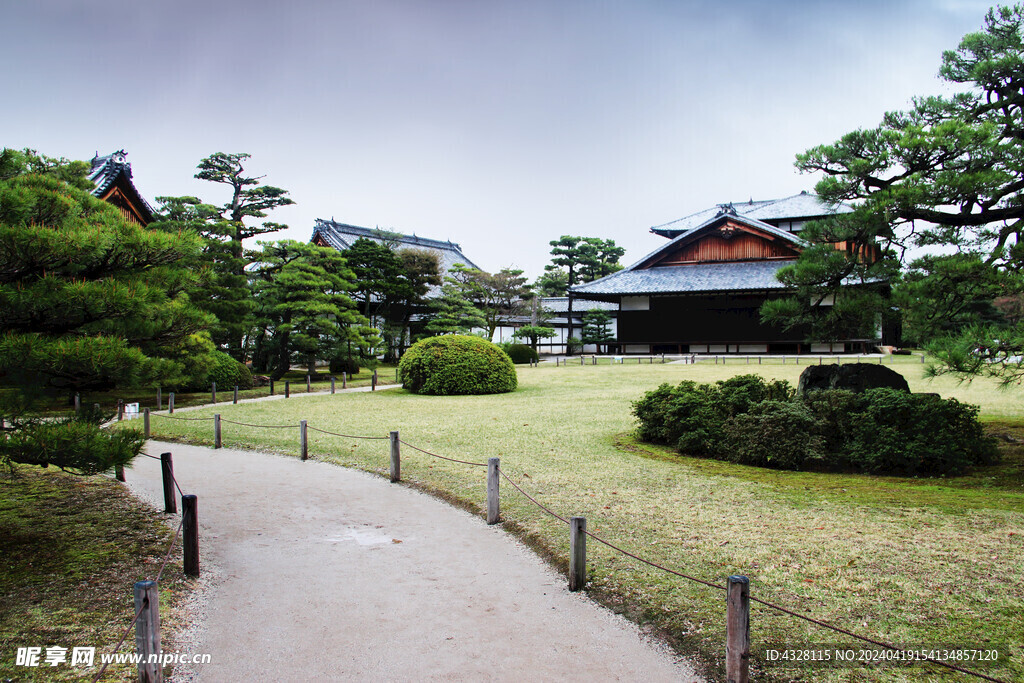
<box><xmin>135</xmin><ymin>358</ymin><xmax>1024</xmax><ymax>682</ymax></box>
<box><xmin>0</xmin><ymin>466</ymin><xmax>194</xmax><ymax>681</ymax></box>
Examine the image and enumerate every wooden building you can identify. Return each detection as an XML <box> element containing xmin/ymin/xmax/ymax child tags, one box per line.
<box><xmin>89</xmin><ymin>151</ymin><xmax>154</xmax><ymax>225</ymax></box>
<box><xmin>571</xmin><ymin>193</ymin><xmax>884</xmax><ymax>354</ymax></box>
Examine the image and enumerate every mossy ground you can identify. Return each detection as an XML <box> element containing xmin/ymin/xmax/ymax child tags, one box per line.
<box><xmin>0</xmin><ymin>466</ymin><xmax>194</xmax><ymax>681</ymax></box>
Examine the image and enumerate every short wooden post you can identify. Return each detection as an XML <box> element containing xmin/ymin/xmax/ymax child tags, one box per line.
<box><xmin>342</xmin><ymin>372</ymin><xmax>348</xmax><ymax>389</ymax></box>
<box><xmin>726</xmin><ymin>575</ymin><xmax>750</xmax><ymax>683</ymax></box>
<box><xmin>169</xmin><ymin>392</ymin><xmax>175</xmax><ymax>414</ymax></box>
<box><xmin>782</xmin><ymin>355</ymin><xmax>786</xmax><ymax>364</ymax></box>
<box><xmin>285</xmin><ymin>381</ymin><xmax>290</xmax><ymax>398</ymax></box>
<box><xmin>758</xmin><ymin>356</ymin><xmax>761</xmax><ymax>365</ymax></box>
<box><xmin>307</xmin><ymin>374</ymin><xmax>311</xmax><ymax>392</ymax></box>
<box><xmin>115</xmin><ymin>464</ymin><xmax>125</xmax><ymax>482</ymax></box>
<box><xmin>213</xmin><ymin>414</ymin><xmax>221</xmax><ymax>449</ymax></box>
<box><xmin>300</xmin><ymin>420</ymin><xmax>308</xmax><ymax>461</ymax></box>
<box><xmin>569</xmin><ymin>516</ymin><xmax>586</xmax><ymax>592</ymax></box>
<box><xmin>211</xmin><ymin>381</ymin><xmax>216</xmax><ymax>404</ymax></box>
<box><xmin>330</xmin><ymin>376</ymin><xmax>336</xmax><ymax>394</ymax></box>
<box><xmin>182</xmin><ymin>495</ymin><xmax>199</xmax><ymax>577</ymax></box>
<box><xmin>921</xmin><ymin>353</ymin><xmax>926</xmax><ymax>363</ymax></box>
<box><xmin>837</xmin><ymin>356</ymin><xmax>842</xmax><ymax>366</ymax></box>
<box><xmin>144</xmin><ymin>408</ymin><xmax>150</xmax><ymax>438</ymax></box>
<box><xmin>117</xmin><ymin>399</ymin><xmax>124</xmax><ymax>421</ymax></box>
<box><xmin>133</xmin><ymin>580</ymin><xmax>162</xmax><ymax>683</ymax></box>
<box><xmin>487</xmin><ymin>458</ymin><xmax>500</xmax><ymax>524</ymax></box>
<box><xmin>580</xmin><ymin>356</ymin><xmax>584</xmax><ymax>366</ymax></box>
<box><xmin>160</xmin><ymin>452</ymin><xmax>176</xmax><ymax>514</ymax></box>
<box><xmin>715</xmin><ymin>356</ymin><xmax>718</xmax><ymax>365</ymax></box>
<box><xmin>746</xmin><ymin>356</ymin><xmax>749</xmax><ymax>364</ymax></box>
<box><xmin>819</xmin><ymin>356</ymin><xmax>822</xmax><ymax>365</ymax></box>
<box><xmin>270</xmin><ymin>378</ymin><xmax>275</xmax><ymax>396</ymax></box>
<box><xmin>390</xmin><ymin>431</ymin><xmax>400</xmax><ymax>482</ymax></box>
<box><xmin>74</xmin><ymin>393</ymin><xmax>81</xmax><ymax>414</ymax></box>
<box><xmin>156</xmin><ymin>386</ymin><xmax>162</xmax><ymax>410</ymax></box>
<box><xmin>879</xmin><ymin>355</ymin><xmax>883</xmax><ymax>364</ymax></box>
<box><xmin>372</xmin><ymin>370</ymin><xmax>377</xmax><ymax>391</ymax></box>
<box><xmin>233</xmin><ymin>385</ymin><xmax>239</xmax><ymax>404</ymax></box>
<box><xmin>395</xmin><ymin>368</ymin><xmax>399</xmax><ymax>382</ymax></box>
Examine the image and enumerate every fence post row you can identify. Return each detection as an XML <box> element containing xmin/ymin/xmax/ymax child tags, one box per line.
<box><xmin>390</xmin><ymin>431</ymin><xmax>400</xmax><ymax>483</ymax></box>
<box><xmin>169</xmin><ymin>392</ymin><xmax>175</xmax><ymax>414</ymax></box>
<box><xmin>569</xmin><ymin>516</ymin><xmax>586</xmax><ymax>592</ymax></box>
<box><xmin>372</xmin><ymin>370</ymin><xmax>378</xmax><ymax>391</ymax></box>
<box><xmin>133</xmin><ymin>580</ymin><xmax>162</xmax><ymax>683</ymax></box>
<box><xmin>487</xmin><ymin>458</ymin><xmax>500</xmax><ymax>524</ymax></box>
<box><xmin>331</xmin><ymin>376</ymin><xmax>336</xmax><ymax>394</ymax></box>
<box><xmin>307</xmin><ymin>374</ymin><xmax>311</xmax><ymax>393</ymax></box>
<box><xmin>285</xmin><ymin>381</ymin><xmax>290</xmax><ymax>398</ymax></box>
<box><xmin>156</xmin><ymin>386</ymin><xmax>162</xmax><ymax>410</ymax></box>
<box><xmin>300</xmin><ymin>420</ymin><xmax>308</xmax><ymax>461</ymax></box>
<box><xmin>234</xmin><ymin>385</ymin><xmax>239</xmax><ymax>404</ymax></box>
<box><xmin>160</xmin><ymin>452</ymin><xmax>176</xmax><ymax>514</ymax></box>
<box><xmin>144</xmin><ymin>408</ymin><xmax>151</xmax><ymax>439</ymax></box>
<box><xmin>183</xmin><ymin>495</ymin><xmax>199</xmax><ymax>577</ymax></box>
<box><xmin>211</xmin><ymin>382</ymin><xmax>216</xmax><ymax>404</ymax></box>
<box><xmin>214</xmin><ymin>414</ymin><xmax>221</xmax><ymax>449</ymax></box>
<box><xmin>726</xmin><ymin>575</ymin><xmax>751</xmax><ymax>683</ymax></box>
<box><xmin>342</xmin><ymin>372</ymin><xmax>347</xmax><ymax>389</ymax></box>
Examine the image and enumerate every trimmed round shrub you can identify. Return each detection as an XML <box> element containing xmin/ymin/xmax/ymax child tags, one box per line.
<box><xmin>504</xmin><ymin>343</ymin><xmax>539</xmax><ymax>365</ymax></box>
<box><xmin>399</xmin><ymin>335</ymin><xmax>517</xmax><ymax>395</ymax></box>
<box><xmin>205</xmin><ymin>351</ymin><xmax>253</xmax><ymax>390</ymax></box>
<box><xmin>723</xmin><ymin>400</ymin><xmax>825</xmax><ymax>470</ymax></box>
<box><xmin>329</xmin><ymin>356</ymin><xmax>360</xmax><ymax>376</ymax></box>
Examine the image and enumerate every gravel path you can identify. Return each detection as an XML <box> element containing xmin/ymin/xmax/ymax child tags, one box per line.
<box><xmin>125</xmin><ymin>441</ymin><xmax>703</xmax><ymax>682</ymax></box>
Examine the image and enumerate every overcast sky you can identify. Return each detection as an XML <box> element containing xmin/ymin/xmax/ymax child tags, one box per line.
<box><xmin>1</xmin><ymin>0</ymin><xmax>999</xmax><ymax>278</ymax></box>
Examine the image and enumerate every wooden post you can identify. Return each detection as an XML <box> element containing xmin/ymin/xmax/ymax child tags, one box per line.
<box><xmin>342</xmin><ymin>372</ymin><xmax>347</xmax><ymax>389</ymax></box>
<box><xmin>487</xmin><ymin>458</ymin><xmax>500</xmax><ymax>524</ymax></box>
<box><xmin>782</xmin><ymin>355</ymin><xmax>786</xmax><ymax>364</ymax></box>
<box><xmin>133</xmin><ymin>580</ymin><xmax>162</xmax><ymax>683</ymax></box>
<box><xmin>580</xmin><ymin>356</ymin><xmax>584</xmax><ymax>366</ymax></box>
<box><xmin>233</xmin><ymin>385</ymin><xmax>239</xmax><ymax>404</ymax></box>
<box><xmin>270</xmin><ymin>378</ymin><xmax>275</xmax><ymax>396</ymax></box>
<box><xmin>169</xmin><ymin>392</ymin><xmax>175</xmax><ymax>414</ymax></box>
<box><xmin>214</xmin><ymin>414</ymin><xmax>221</xmax><ymax>449</ymax></box>
<box><xmin>307</xmin><ymin>374</ymin><xmax>311</xmax><ymax>392</ymax></box>
<box><xmin>837</xmin><ymin>356</ymin><xmax>842</xmax><ymax>366</ymax></box>
<box><xmin>117</xmin><ymin>399</ymin><xmax>124</xmax><ymax>421</ymax></box>
<box><xmin>390</xmin><ymin>431</ymin><xmax>400</xmax><ymax>482</ymax></box>
<box><xmin>211</xmin><ymin>382</ymin><xmax>216</xmax><ymax>404</ymax></box>
<box><xmin>160</xmin><ymin>452</ymin><xmax>176</xmax><ymax>514</ymax></box>
<box><xmin>144</xmin><ymin>408</ymin><xmax>150</xmax><ymax>439</ymax></box>
<box><xmin>300</xmin><ymin>420</ymin><xmax>308</xmax><ymax>461</ymax></box>
<box><xmin>569</xmin><ymin>516</ymin><xmax>586</xmax><ymax>592</ymax></box>
<box><xmin>726</xmin><ymin>575</ymin><xmax>750</xmax><ymax>683</ymax></box>
<box><xmin>156</xmin><ymin>386</ymin><xmax>162</xmax><ymax>410</ymax></box>
<box><xmin>395</xmin><ymin>368</ymin><xmax>399</xmax><ymax>382</ymax></box>
<box><xmin>921</xmin><ymin>353</ymin><xmax>926</xmax><ymax>363</ymax></box>
<box><xmin>74</xmin><ymin>393</ymin><xmax>81</xmax><ymax>414</ymax></box>
<box><xmin>182</xmin><ymin>495</ymin><xmax>199</xmax><ymax>577</ymax></box>
<box><xmin>115</xmin><ymin>464</ymin><xmax>125</xmax><ymax>482</ymax></box>
<box><xmin>285</xmin><ymin>381</ymin><xmax>290</xmax><ymax>398</ymax></box>
<box><xmin>330</xmin><ymin>376</ymin><xmax>336</xmax><ymax>394</ymax></box>
<box><xmin>372</xmin><ymin>370</ymin><xmax>377</xmax><ymax>391</ymax></box>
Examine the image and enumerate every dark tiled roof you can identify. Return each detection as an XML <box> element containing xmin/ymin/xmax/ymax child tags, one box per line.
<box><xmin>572</xmin><ymin>260</ymin><xmax>796</xmax><ymax>297</ymax></box>
<box><xmin>651</xmin><ymin>192</ymin><xmax>852</xmax><ymax>238</ymax></box>
<box><xmin>311</xmin><ymin>219</ymin><xmax>481</xmax><ymax>277</ymax></box>
<box><xmin>88</xmin><ymin>150</ymin><xmax>155</xmax><ymax>220</ymax></box>
<box><xmin>540</xmin><ymin>297</ymin><xmax>619</xmax><ymax>314</ymax></box>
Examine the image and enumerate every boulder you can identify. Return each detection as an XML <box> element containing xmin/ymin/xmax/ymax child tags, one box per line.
<box><xmin>797</xmin><ymin>362</ymin><xmax>910</xmax><ymax>395</ymax></box>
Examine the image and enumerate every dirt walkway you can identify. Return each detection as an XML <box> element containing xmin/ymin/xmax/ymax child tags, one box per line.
<box><xmin>126</xmin><ymin>442</ymin><xmax>703</xmax><ymax>682</ymax></box>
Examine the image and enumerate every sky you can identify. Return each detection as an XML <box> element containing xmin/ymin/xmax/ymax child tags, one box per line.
<box><xmin>0</xmin><ymin>0</ymin><xmax>1000</xmax><ymax>279</ymax></box>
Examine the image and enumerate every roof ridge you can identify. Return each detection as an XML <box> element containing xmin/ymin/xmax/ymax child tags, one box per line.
<box><xmin>314</xmin><ymin>218</ymin><xmax>461</xmax><ymax>251</ymax></box>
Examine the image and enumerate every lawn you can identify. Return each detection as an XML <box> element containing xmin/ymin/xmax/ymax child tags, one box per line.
<box><xmin>0</xmin><ymin>465</ymin><xmax>195</xmax><ymax>681</ymax></box>
<box><xmin>135</xmin><ymin>356</ymin><xmax>1023</xmax><ymax>682</ymax></box>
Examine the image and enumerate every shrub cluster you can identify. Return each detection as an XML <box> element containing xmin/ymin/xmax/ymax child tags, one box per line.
<box><xmin>632</xmin><ymin>375</ymin><xmax>997</xmax><ymax>476</ymax></box>
<box><xmin>329</xmin><ymin>356</ymin><xmax>360</xmax><ymax>376</ymax></box>
<box><xmin>399</xmin><ymin>335</ymin><xmax>517</xmax><ymax>395</ymax></box>
<box><xmin>501</xmin><ymin>343</ymin><xmax>539</xmax><ymax>365</ymax></box>
<box><xmin>185</xmin><ymin>351</ymin><xmax>252</xmax><ymax>391</ymax></box>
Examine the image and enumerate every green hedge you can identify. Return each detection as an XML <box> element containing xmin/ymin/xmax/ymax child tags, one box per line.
<box><xmin>183</xmin><ymin>351</ymin><xmax>252</xmax><ymax>391</ymax></box>
<box><xmin>632</xmin><ymin>375</ymin><xmax>997</xmax><ymax>476</ymax></box>
<box><xmin>503</xmin><ymin>343</ymin><xmax>539</xmax><ymax>365</ymax></box>
<box><xmin>399</xmin><ymin>335</ymin><xmax>517</xmax><ymax>395</ymax></box>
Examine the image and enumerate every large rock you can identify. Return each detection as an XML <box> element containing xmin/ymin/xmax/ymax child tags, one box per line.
<box><xmin>797</xmin><ymin>362</ymin><xmax>910</xmax><ymax>395</ymax></box>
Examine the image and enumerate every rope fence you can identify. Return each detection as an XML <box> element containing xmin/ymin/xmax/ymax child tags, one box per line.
<box><xmin>126</xmin><ymin>398</ymin><xmax>1006</xmax><ymax>682</ymax></box>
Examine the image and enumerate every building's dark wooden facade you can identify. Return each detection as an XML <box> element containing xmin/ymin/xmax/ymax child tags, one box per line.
<box><xmin>89</xmin><ymin>151</ymin><xmax>154</xmax><ymax>226</ymax></box>
<box><xmin>572</xmin><ymin>195</ymin><xmax>885</xmax><ymax>354</ymax></box>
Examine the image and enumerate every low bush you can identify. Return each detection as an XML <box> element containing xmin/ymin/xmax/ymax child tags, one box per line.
<box><xmin>503</xmin><ymin>343</ymin><xmax>539</xmax><ymax>365</ymax></box>
<box><xmin>190</xmin><ymin>351</ymin><xmax>252</xmax><ymax>391</ymax></box>
<box><xmin>632</xmin><ymin>375</ymin><xmax>998</xmax><ymax>476</ymax></box>
<box><xmin>329</xmin><ymin>356</ymin><xmax>360</xmax><ymax>376</ymax></box>
<box><xmin>399</xmin><ymin>335</ymin><xmax>517</xmax><ymax>395</ymax></box>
